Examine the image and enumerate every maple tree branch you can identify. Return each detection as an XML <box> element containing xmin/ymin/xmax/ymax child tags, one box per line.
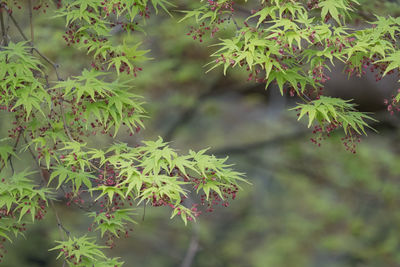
<box><xmin>211</xmin><ymin>130</ymin><xmax>309</xmax><ymax>155</ymax></box>
<box><xmin>229</xmin><ymin>14</ymin><xmax>241</xmax><ymax>31</ymax></box>
<box><xmin>0</xmin><ymin>130</ymin><xmax>22</xmax><ymax>173</ymax></box>
<box><xmin>163</xmin><ymin>78</ymin><xmax>224</xmax><ymax>142</ymax></box>
<box><xmin>180</xmin><ymin>198</ymin><xmax>200</xmax><ymax>267</ymax></box>
<box><xmin>5</xmin><ymin>7</ymin><xmax>29</xmax><ymax>41</ymax></box>
<box><xmin>60</xmin><ymin>102</ymin><xmax>74</xmax><ymax>142</ymax></box>
<box><xmin>181</xmin><ymin>233</ymin><xmax>199</xmax><ymax>267</ymax></box>
<box><xmin>28</xmin><ymin>0</ymin><xmax>33</xmax><ymax>44</ymax></box>
<box><xmin>0</xmin><ymin>6</ymin><xmax>7</xmax><ymax>46</ymax></box>
<box><xmin>32</xmin><ymin>47</ymin><xmax>62</xmax><ymax>80</ymax></box>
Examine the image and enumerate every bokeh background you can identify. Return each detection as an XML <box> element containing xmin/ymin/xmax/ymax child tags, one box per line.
<box><xmin>2</xmin><ymin>0</ymin><xmax>400</xmax><ymax>266</ymax></box>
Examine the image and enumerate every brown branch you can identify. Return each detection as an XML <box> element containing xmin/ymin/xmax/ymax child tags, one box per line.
<box><xmin>211</xmin><ymin>130</ymin><xmax>309</xmax><ymax>155</ymax></box>
<box><xmin>60</xmin><ymin>101</ymin><xmax>74</xmax><ymax>142</ymax></box>
<box><xmin>28</xmin><ymin>0</ymin><xmax>34</xmax><ymax>44</ymax></box>
<box><xmin>4</xmin><ymin>7</ymin><xmax>29</xmax><ymax>41</ymax></box>
<box><xmin>180</xmin><ymin>233</ymin><xmax>199</xmax><ymax>267</ymax></box>
<box><xmin>8</xmin><ymin>156</ymin><xmax>14</xmax><ymax>175</ymax></box>
<box><xmin>32</xmin><ymin>47</ymin><xmax>61</xmax><ymax>80</ymax></box>
<box><xmin>180</xmin><ymin>198</ymin><xmax>200</xmax><ymax>267</ymax></box>
<box><xmin>229</xmin><ymin>14</ymin><xmax>241</xmax><ymax>31</ymax></box>
<box><xmin>0</xmin><ymin>130</ymin><xmax>22</xmax><ymax>173</ymax></box>
<box><xmin>0</xmin><ymin>6</ymin><xmax>8</xmax><ymax>46</ymax></box>
<box><xmin>163</xmin><ymin>78</ymin><xmax>225</xmax><ymax>142</ymax></box>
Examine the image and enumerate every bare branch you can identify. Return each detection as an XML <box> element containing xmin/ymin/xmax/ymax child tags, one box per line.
<box><xmin>32</xmin><ymin>47</ymin><xmax>62</xmax><ymax>80</ymax></box>
<box><xmin>60</xmin><ymin>101</ymin><xmax>75</xmax><ymax>142</ymax></box>
<box><xmin>180</xmin><ymin>197</ymin><xmax>200</xmax><ymax>267</ymax></box>
<box><xmin>0</xmin><ymin>130</ymin><xmax>22</xmax><ymax>173</ymax></box>
<box><xmin>180</xmin><ymin>234</ymin><xmax>199</xmax><ymax>267</ymax></box>
<box><xmin>4</xmin><ymin>7</ymin><xmax>29</xmax><ymax>41</ymax></box>
<box><xmin>0</xmin><ymin>5</ymin><xmax>8</xmax><ymax>46</ymax></box>
<box><xmin>28</xmin><ymin>0</ymin><xmax>34</xmax><ymax>44</ymax></box>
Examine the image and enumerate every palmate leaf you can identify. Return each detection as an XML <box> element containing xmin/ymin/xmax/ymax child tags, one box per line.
<box><xmin>247</xmin><ymin>5</ymin><xmax>278</xmax><ymax>27</ymax></box>
<box><xmin>54</xmin><ymin>70</ymin><xmax>147</xmax><ymax>136</ymax></box>
<box><xmin>78</xmin><ymin>257</ymin><xmax>124</xmax><ymax>267</ymax></box>
<box><xmin>106</xmin><ymin>42</ymin><xmax>150</xmax><ymax>76</ymax></box>
<box><xmin>178</xmin><ymin>0</ymin><xmax>234</xmax><ymax>25</ymax></box>
<box><xmin>91</xmin><ymin>184</ymin><xmax>126</xmax><ymax>203</ymax></box>
<box><xmin>88</xmin><ymin>209</ymin><xmax>136</xmax><ymax>238</ymax></box>
<box><xmin>49</xmin><ymin>166</ymin><xmax>95</xmax><ymax>192</ymax></box>
<box><xmin>50</xmin><ymin>235</ymin><xmax>112</xmax><ymax>265</ymax></box>
<box><xmin>291</xmin><ymin>96</ymin><xmax>377</xmax><ymax>135</ymax></box>
<box><xmin>0</xmin><ymin>171</ymin><xmax>52</xmax><ymax>223</ymax></box>
<box><xmin>84</xmin><ymin>137</ymin><xmax>246</xmax><ymax>223</ymax></box>
<box><xmin>376</xmin><ymin>50</ymin><xmax>400</xmax><ymax>77</ymax></box>
<box><xmin>54</xmin><ymin>69</ymin><xmax>112</xmax><ymax>101</ymax></box>
<box><xmin>0</xmin><ymin>41</ymin><xmax>50</xmax><ymax>118</ymax></box>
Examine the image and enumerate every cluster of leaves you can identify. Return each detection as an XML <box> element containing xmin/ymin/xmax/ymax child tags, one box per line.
<box><xmin>49</xmin><ymin>138</ymin><xmax>245</xmax><ymax>225</ymax></box>
<box><xmin>1</xmin><ymin>0</ymin><xmax>399</xmax><ymax>265</ymax></box>
<box><xmin>56</xmin><ymin>0</ymin><xmax>171</xmax><ymax>76</ymax></box>
<box><xmin>50</xmin><ymin>235</ymin><xmax>124</xmax><ymax>266</ymax></box>
<box><xmin>0</xmin><ymin>0</ymin><xmax>248</xmax><ymax>265</ymax></box>
<box><xmin>181</xmin><ymin>0</ymin><xmax>400</xmax><ymax>147</ymax></box>
<box><xmin>0</xmin><ymin>171</ymin><xmax>52</xmax><ymax>242</ymax></box>
<box><xmin>0</xmin><ymin>41</ymin><xmax>50</xmax><ymax>117</ymax></box>
<box><xmin>52</xmin><ymin>69</ymin><xmax>147</xmax><ymax>137</ymax></box>
<box><xmin>292</xmin><ymin>96</ymin><xmax>376</xmax><ymax>135</ymax></box>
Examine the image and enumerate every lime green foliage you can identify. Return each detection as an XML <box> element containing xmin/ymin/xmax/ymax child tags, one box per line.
<box><xmin>0</xmin><ymin>42</ymin><xmax>51</xmax><ymax>118</ymax></box>
<box><xmin>293</xmin><ymin>96</ymin><xmax>376</xmax><ymax>134</ymax></box>
<box><xmin>50</xmin><ymin>235</ymin><xmax>124</xmax><ymax>266</ymax></box>
<box><xmin>179</xmin><ymin>0</ymin><xmax>233</xmax><ymax>24</ymax></box>
<box><xmin>0</xmin><ymin>144</ymin><xmax>17</xmax><ymax>168</ymax></box>
<box><xmin>47</xmin><ymin>137</ymin><xmax>245</xmax><ymax>227</ymax></box>
<box><xmin>0</xmin><ymin>171</ymin><xmax>52</xmax><ymax>241</ymax></box>
<box><xmin>1</xmin><ymin>0</ymin><xmax>399</xmax><ymax>265</ymax></box>
<box><xmin>88</xmin><ymin>209</ymin><xmax>136</xmax><ymax>238</ymax></box>
<box><xmin>0</xmin><ymin>0</ymin><xmax>248</xmax><ymax>265</ymax></box>
<box><xmin>52</xmin><ymin>69</ymin><xmax>147</xmax><ymax>136</ymax></box>
<box><xmin>182</xmin><ymin>0</ymin><xmax>400</xmax><ymax>135</ymax></box>
<box><xmin>55</xmin><ymin>0</ymin><xmax>161</xmax><ymax>74</ymax></box>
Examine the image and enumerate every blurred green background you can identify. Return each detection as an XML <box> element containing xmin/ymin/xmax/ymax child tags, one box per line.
<box><xmin>2</xmin><ymin>0</ymin><xmax>400</xmax><ymax>266</ymax></box>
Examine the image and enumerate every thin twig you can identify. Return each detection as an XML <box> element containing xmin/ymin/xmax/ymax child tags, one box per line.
<box><xmin>4</xmin><ymin>7</ymin><xmax>29</xmax><ymax>41</ymax></box>
<box><xmin>5</xmin><ymin>7</ymin><xmax>61</xmax><ymax>81</ymax></box>
<box><xmin>163</xmin><ymin>79</ymin><xmax>223</xmax><ymax>142</ymax></box>
<box><xmin>32</xmin><ymin>48</ymin><xmax>62</xmax><ymax>80</ymax></box>
<box><xmin>60</xmin><ymin>101</ymin><xmax>74</xmax><ymax>141</ymax></box>
<box><xmin>0</xmin><ymin>130</ymin><xmax>22</xmax><ymax>173</ymax></box>
<box><xmin>211</xmin><ymin>130</ymin><xmax>309</xmax><ymax>155</ymax></box>
<box><xmin>28</xmin><ymin>0</ymin><xmax>34</xmax><ymax>44</ymax></box>
<box><xmin>229</xmin><ymin>14</ymin><xmax>241</xmax><ymax>31</ymax></box>
<box><xmin>142</xmin><ymin>202</ymin><xmax>146</xmax><ymax>221</ymax></box>
<box><xmin>0</xmin><ymin>5</ymin><xmax>8</xmax><ymax>46</ymax></box>
<box><xmin>8</xmin><ymin>157</ymin><xmax>14</xmax><ymax>174</ymax></box>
